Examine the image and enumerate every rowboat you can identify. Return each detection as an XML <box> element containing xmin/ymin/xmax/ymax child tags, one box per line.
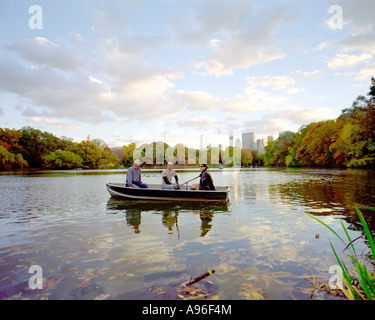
<box><xmin>106</xmin><ymin>183</ymin><xmax>230</xmax><ymax>203</ymax></box>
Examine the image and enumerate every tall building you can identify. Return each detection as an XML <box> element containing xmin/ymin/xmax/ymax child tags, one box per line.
<box><xmin>242</xmin><ymin>132</ymin><xmax>257</xmax><ymax>150</ymax></box>
<box><xmin>87</xmin><ymin>134</ymin><xmax>92</xmax><ymax>142</ymax></box>
<box><xmin>257</xmin><ymin>138</ymin><xmax>267</xmax><ymax>154</ymax></box>
<box><xmin>267</xmin><ymin>135</ymin><xmax>273</xmax><ymax>142</ymax></box>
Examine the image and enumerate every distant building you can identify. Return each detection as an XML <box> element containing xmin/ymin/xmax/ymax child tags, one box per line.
<box><xmin>87</xmin><ymin>134</ymin><xmax>92</xmax><ymax>142</ymax></box>
<box><xmin>242</xmin><ymin>132</ymin><xmax>257</xmax><ymax>150</ymax></box>
<box><xmin>267</xmin><ymin>135</ymin><xmax>273</xmax><ymax>142</ymax></box>
<box><xmin>257</xmin><ymin>138</ymin><xmax>267</xmax><ymax>154</ymax></box>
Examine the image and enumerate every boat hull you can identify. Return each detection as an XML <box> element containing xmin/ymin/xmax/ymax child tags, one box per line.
<box><xmin>106</xmin><ymin>183</ymin><xmax>229</xmax><ymax>203</ymax></box>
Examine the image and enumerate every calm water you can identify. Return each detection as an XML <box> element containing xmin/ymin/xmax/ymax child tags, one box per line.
<box><xmin>0</xmin><ymin>168</ymin><xmax>374</xmax><ymax>300</ymax></box>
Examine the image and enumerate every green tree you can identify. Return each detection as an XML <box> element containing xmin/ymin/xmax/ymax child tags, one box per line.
<box><xmin>98</xmin><ymin>151</ymin><xmax>120</xmax><ymax>169</ymax></box>
<box><xmin>0</xmin><ymin>145</ymin><xmax>28</xmax><ymax>170</ymax></box>
<box><xmin>122</xmin><ymin>143</ymin><xmax>137</xmax><ymax>165</ymax></box>
<box><xmin>20</xmin><ymin>126</ymin><xmax>59</xmax><ymax>168</ymax></box>
<box><xmin>251</xmin><ymin>150</ymin><xmax>264</xmax><ymax>166</ymax></box>
<box><xmin>75</xmin><ymin>140</ymin><xmax>103</xmax><ymax>169</ymax></box>
<box><xmin>43</xmin><ymin>149</ymin><xmax>83</xmax><ymax>169</ymax></box>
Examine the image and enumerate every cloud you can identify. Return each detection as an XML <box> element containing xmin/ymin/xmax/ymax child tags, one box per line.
<box><xmin>244</xmin><ymin>71</ymin><xmax>318</xmax><ymax>95</ymax></box>
<box><xmin>291</xmin><ymin>70</ymin><xmax>322</xmax><ymax>79</ymax></box>
<box><xmin>177</xmin><ymin>115</ymin><xmax>216</xmax><ymax>129</ymax></box>
<box><xmin>1</xmin><ymin>36</ymin><xmax>183</xmax><ymax>124</ymax></box>
<box><xmin>327</xmin><ymin>53</ymin><xmax>372</xmax><ymax>69</ymax></box>
<box><xmin>170</xmin><ymin>87</ymin><xmax>287</xmax><ymax>115</ymax></box>
<box><xmin>27</xmin><ymin>117</ymin><xmax>81</xmax><ymax>131</ymax></box>
<box><xmin>168</xmin><ymin>1</ymin><xmax>298</xmax><ymax>76</ymax></box>
<box><xmin>246</xmin><ymin>76</ymin><xmax>296</xmax><ymax>90</ymax></box>
<box><xmin>355</xmin><ymin>62</ymin><xmax>375</xmax><ymax>81</ymax></box>
<box><xmin>242</xmin><ymin>107</ymin><xmax>336</xmax><ymax>136</ymax></box>
<box><xmin>321</xmin><ymin>1</ymin><xmax>375</xmax><ymax>53</ymax></box>
<box><xmin>0</xmin><ymin>107</ymin><xmax>4</xmax><ymax>116</ymax></box>
<box><xmin>286</xmin><ymin>88</ymin><xmax>305</xmax><ymax>94</ymax></box>
<box><xmin>7</xmin><ymin>37</ymin><xmax>84</xmax><ymax>72</ymax></box>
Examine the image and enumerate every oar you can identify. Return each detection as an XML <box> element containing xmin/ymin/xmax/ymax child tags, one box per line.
<box><xmin>180</xmin><ymin>175</ymin><xmax>200</xmax><ymax>187</ymax></box>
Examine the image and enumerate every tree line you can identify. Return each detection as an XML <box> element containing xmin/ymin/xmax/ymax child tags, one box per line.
<box><xmin>0</xmin><ymin>127</ymin><xmax>120</xmax><ymax>170</ymax></box>
<box><xmin>263</xmin><ymin>77</ymin><xmax>375</xmax><ymax>168</ymax></box>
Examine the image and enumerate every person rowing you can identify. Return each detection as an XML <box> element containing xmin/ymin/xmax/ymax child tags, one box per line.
<box><xmin>161</xmin><ymin>161</ymin><xmax>180</xmax><ymax>189</ymax></box>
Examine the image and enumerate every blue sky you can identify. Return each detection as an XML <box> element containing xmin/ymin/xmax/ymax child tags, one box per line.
<box><xmin>1</xmin><ymin>0</ymin><xmax>374</xmax><ymax>148</ymax></box>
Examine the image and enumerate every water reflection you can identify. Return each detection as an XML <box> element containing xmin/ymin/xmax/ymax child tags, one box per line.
<box><xmin>268</xmin><ymin>169</ymin><xmax>375</xmax><ymax>234</ymax></box>
<box><xmin>106</xmin><ymin>198</ymin><xmax>230</xmax><ymax>237</ymax></box>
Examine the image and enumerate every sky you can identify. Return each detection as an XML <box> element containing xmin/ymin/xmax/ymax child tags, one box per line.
<box><xmin>0</xmin><ymin>0</ymin><xmax>374</xmax><ymax>149</ymax></box>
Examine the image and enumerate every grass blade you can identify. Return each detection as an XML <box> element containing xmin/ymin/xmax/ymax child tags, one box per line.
<box><xmin>356</xmin><ymin>206</ymin><xmax>375</xmax><ymax>259</ymax></box>
<box><xmin>340</xmin><ymin>219</ymin><xmax>356</xmax><ymax>255</ymax></box>
<box><xmin>354</xmin><ymin>261</ymin><xmax>373</xmax><ymax>300</ymax></box>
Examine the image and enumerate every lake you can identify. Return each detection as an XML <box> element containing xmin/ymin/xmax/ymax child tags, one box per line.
<box><xmin>0</xmin><ymin>168</ymin><xmax>374</xmax><ymax>300</ymax></box>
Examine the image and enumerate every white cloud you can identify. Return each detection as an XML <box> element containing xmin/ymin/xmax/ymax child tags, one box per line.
<box><xmin>177</xmin><ymin>115</ymin><xmax>216</xmax><ymax>129</ymax></box>
<box><xmin>355</xmin><ymin>62</ymin><xmax>375</xmax><ymax>81</ymax></box>
<box><xmin>286</xmin><ymin>88</ymin><xmax>305</xmax><ymax>94</ymax></box>
<box><xmin>170</xmin><ymin>86</ymin><xmax>287</xmax><ymax>115</ymax></box>
<box><xmin>1</xmin><ymin>35</ymin><xmax>184</xmax><ymax>124</ymax></box>
<box><xmin>169</xmin><ymin>1</ymin><xmax>298</xmax><ymax>76</ymax></box>
<box><xmin>7</xmin><ymin>37</ymin><xmax>84</xmax><ymax>71</ymax></box>
<box><xmin>327</xmin><ymin>53</ymin><xmax>372</xmax><ymax>69</ymax></box>
<box><xmin>242</xmin><ymin>106</ymin><xmax>336</xmax><ymax>136</ymax></box>
<box><xmin>28</xmin><ymin>117</ymin><xmax>80</xmax><ymax>131</ymax></box>
<box><xmin>246</xmin><ymin>76</ymin><xmax>296</xmax><ymax>90</ymax></box>
<box><xmin>291</xmin><ymin>70</ymin><xmax>322</xmax><ymax>79</ymax></box>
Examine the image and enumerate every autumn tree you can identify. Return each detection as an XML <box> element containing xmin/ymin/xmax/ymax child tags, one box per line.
<box><xmin>241</xmin><ymin>149</ymin><xmax>253</xmax><ymax>167</ymax></box>
<box><xmin>0</xmin><ymin>145</ymin><xmax>28</xmax><ymax>170</ymax></box>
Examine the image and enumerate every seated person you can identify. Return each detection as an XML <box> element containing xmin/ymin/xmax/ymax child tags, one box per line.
<box><xmin>126</xmin><ymin>159</ymin><xmax>148</xmax><ymax>188</ymax></box>
<box><xmin>192</xmin><ymin>164</ymin><xmax>215</xmax><ymax>190</ymax></box>
<box><xmin>161</xmin><ymin>162</ymin><xmax>180</xmax><ymax>189</ymax></box>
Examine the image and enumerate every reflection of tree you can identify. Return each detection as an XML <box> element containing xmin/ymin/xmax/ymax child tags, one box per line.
<box><xmin>268</xmin><ymin>170</ymin><xmax>375</xmax><ymax>235</ymax></box>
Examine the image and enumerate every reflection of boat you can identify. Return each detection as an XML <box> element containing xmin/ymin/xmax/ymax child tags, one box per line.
<box><xmin>106</xmin><ymin>197</ymin><xmax>230</xmax><ymax>212</ymax></box>
<box><xmin>106</xmin><ymin>198</ymin><xmax>229</xmax><ymax>237</ymax></box>
<box><xmin>106</xmin><ymin>183</ymin><xmax>230</xmax><ymax>203</ymax></box>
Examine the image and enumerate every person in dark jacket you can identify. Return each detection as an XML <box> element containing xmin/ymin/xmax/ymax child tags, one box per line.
<box><xmin>198</xmin><ymin>164</ymin><xmax>215</xmax><ymax>190</ymax></box>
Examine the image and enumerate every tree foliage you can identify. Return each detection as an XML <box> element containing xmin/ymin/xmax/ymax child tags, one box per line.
<box><xmin>0</xmin><ymin>127</ymin><xmax>121</xmax><ymax>171</ymax></box>
<box><xmin>0</xmin><ymin>145</ymin><xmax>28</xmax><ymax>171</ymax></box>
<box><xmin>264</xmin><ymin>78</ymin><xmax>375</xmax><ymax>168</ymax></box>
<box><xmin>43</xmin><ymin>150</ymin><xmax>83</xmax><ymax>169</ymax></box>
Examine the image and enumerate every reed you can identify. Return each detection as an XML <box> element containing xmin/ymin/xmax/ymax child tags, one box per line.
<box><xmin>307</xmin><ymin>206</ymin><xmax>375</xmax><ymax>300</ymax></box>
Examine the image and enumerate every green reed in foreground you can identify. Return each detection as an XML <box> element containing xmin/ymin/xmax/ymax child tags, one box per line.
<box><xmin>308</xmin><ymin>206</ymin><xmax>375</xmax><ymax>300</ymax></box>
